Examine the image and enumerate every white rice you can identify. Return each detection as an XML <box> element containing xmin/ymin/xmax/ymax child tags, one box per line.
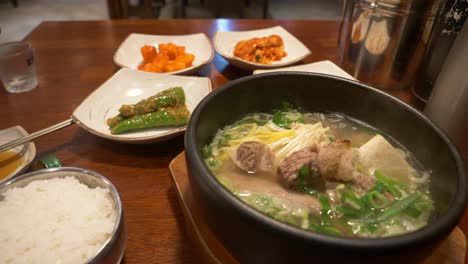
<box><xmin>0</xmin><ymin>176</ymin><xmax>117</xmax><ymax>264</ymax></box>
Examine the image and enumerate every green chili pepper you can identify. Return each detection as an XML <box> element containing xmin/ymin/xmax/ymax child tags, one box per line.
<box><xmin>111</xmin><ymin>106</ymin><xmax>190</xmax><ymax>134</ymax></box>
<box><xmin>106</xmin><ymin>114</ymin><xmax>125</xmax><ymax>128</ymax></box>
<box><xmin>107</xmin><ymin>87</ymin><xmax>186</xmax><ymax>128</ymax></box>
<box><xmin>120</xmin><ymin>87</ymin><xmax>185</xmax><ymax>117</ymax></box>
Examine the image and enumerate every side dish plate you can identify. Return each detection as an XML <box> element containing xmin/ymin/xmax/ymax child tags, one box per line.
<box><xmin>214</xmin><ymin>26</ymin><xmax>311</xmax><ymax>71</ymax></box>
<box><xmin>0</xmin><ymin>126</ymin><xmax>36</xmax><ymax>184</ymax></box>
<box><xmin>72</xmin><ymin>68</ymin><xmax>212</xmax><ymax>143</ymax></box>
<box><xmin>253</xmin><ymin>60</ymin><xmax>355</xmax><ymax>80</ymax></box>
<box><xmin>114</xmin><ymin>33</ymin><xmax>214</xmax><ymax>75</ymax></box>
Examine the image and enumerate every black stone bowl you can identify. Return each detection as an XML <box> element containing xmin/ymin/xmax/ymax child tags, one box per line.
<box><xmin>184</xmin><ymin>72</ymin><xmax>467</xmax><ymax>263</ymax></box>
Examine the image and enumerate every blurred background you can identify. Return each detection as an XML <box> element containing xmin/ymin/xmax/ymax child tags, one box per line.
<box><xmin>0</xmin><ymin>0</ymin><xmax>342</xmax><ymax>42</ymax></box>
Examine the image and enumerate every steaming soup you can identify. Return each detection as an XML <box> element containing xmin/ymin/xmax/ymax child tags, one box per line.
<box><xmin>203</xmin><ymin>106</ymin><xmax>433</xmax><ymax>238</ymax></box>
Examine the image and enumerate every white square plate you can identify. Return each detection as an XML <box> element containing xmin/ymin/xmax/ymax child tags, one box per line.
<box><xmin>253</xmin><ymin>60</ymin><xmax>355</xmax><ymax>80</ymax></box>
<box><xmin>214</xmin><ymin>26</ymin><xmax>311</xmax><ymax>71</ymax></box>
<box><xmin>114</xmin><ymin>33</ymin><xmax>214</xmax><ymax>75</ymax></box>
<box><xmin>0</xmin><ymin>126</ymin><xmax>36</xmax><ymax>184</ymax></box>
<box><xmin>72</xmin><ymin>68</ymin><xmax>212</xmax><ymax>143</ymax></box>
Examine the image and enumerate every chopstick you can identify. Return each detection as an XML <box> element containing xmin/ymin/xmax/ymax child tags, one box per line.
<box><xmin>0</xmin><ymin>119</ymin><xmax>75</xmax><ymax>153</ymax></box>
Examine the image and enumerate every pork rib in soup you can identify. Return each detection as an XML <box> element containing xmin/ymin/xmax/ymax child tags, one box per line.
<box><xmin>203</xmin><ymin>106</ymin><xmax>433</xmax><ymax>238</ymax></box>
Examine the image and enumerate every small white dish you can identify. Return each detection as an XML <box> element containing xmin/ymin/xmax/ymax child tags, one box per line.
<box><xmin>253</xmin><ymin>60</ymin><xmax>355</xmax><ymax>80</ymax></box>
<box><xmin>114</xmin><ymin>33</ymin><xmax>214</xmax><ymax>75</ymax></box>
<box><xmin>213</xmin><ymin>26</ymin><xmax>311</xmax><ymax>71</ymax></box>
<box><xmin>0</xmin><ymin>126</ymin><xmax>36</xmax><ymax>183</ymax></box>
<box><xmin>72</xmin><ymin>68</ymin><xmax>212</xmax><ymax>143</ymax></box>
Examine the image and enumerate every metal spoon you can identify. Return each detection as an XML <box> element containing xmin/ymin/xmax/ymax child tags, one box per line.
<box><xmin>0</xmin><ymin>119</ymin><xmax>75</xmax><ymax>153</ymax></box>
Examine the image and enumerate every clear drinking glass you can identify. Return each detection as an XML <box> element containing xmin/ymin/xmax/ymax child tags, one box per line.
<box><xmin>0</xmin><ymin>42</ymin><xmax>38</xmax><ymax>93</ymax></box>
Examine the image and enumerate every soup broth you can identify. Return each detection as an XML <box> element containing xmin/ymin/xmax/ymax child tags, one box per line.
<box><xmin>203</xmin><ymin>108</ymin><xmax>433</xmax><ymax>238</ymax></box>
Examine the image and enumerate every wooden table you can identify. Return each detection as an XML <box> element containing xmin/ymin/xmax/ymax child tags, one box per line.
<box><xmin>1</xmin><ymin>19</ymin><xmax>466</xmax><ymax>263</ymax></box>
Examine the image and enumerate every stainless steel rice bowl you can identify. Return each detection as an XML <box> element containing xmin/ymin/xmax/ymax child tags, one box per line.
<box><xmin>0</xmin><ymin>167</ymin><xmax>126</xmax><ymax>264</ymax></box>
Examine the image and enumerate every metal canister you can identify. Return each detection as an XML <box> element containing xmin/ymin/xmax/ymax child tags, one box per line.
<box><xmin>338</xmin><ymin>0</ymin><xmax>443</xmax><ymax>90</ymax></box>
<box><xmin>413</xmin><ymin>0</ymin><xmax>468</xmax><ymax>102</ymax></box>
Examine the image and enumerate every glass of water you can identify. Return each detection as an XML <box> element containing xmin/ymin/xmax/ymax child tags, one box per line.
<box><xmin>0</xmin><ymin>42</ymin><xmax>38</xmax><ymax>93</ymax></box>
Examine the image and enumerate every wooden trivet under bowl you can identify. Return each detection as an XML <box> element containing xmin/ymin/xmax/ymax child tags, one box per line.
<box><xmin>169</xmin><ymin>152</ymin><xmax>467</xmax><ymax>264</ymax></box>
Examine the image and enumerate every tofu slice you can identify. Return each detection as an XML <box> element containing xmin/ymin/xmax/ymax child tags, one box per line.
<box><xmin>358</xmin><ymin>135</ymin><xmax>414</xmax><ymax>184</ymax></box>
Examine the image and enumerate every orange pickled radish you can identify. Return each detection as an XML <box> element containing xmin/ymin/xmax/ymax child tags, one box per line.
<box><xmin>138</xmin><ymin>42</ymin><xmax>195</xmax><ymax>73</ymax></box>
<box><xmin>140</xmin><ymin>45</ymin><xmax>157</xmax><ymax>63</ymax></box>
